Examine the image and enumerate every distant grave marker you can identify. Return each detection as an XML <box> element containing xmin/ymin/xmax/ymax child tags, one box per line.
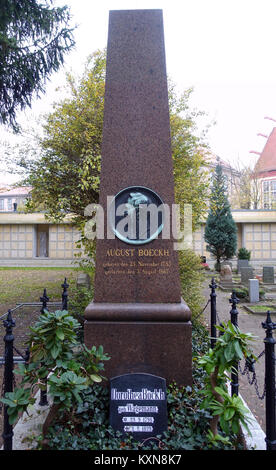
<box><xmin>237</xmin><ymin>259</ymin><xmax>249</xmax><ymax>273</ymax></box>
<box><xmin>263</xmin><ymin>266</ymin><xmax>274</xmax><ymax>284</ymax></box>
<box><xmin>249</xmin><ymin>279</ymin><xmax>259</xmax><ymax>303</ymax></box>
<box><xmin>240</xmin><ymin>267</ymin><xmax>254</xmax><ymax>286</ymax></box>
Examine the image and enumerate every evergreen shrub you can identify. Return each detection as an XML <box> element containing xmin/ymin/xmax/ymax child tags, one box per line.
<box><xmin>237</xmin><ymin>248</ymin><xmax>251</xmax><ymax>260</ymax></box>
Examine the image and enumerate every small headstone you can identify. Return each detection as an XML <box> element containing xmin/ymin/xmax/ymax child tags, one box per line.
<box><xmin>263</xmin><ymin>266</ymin><xmax>274</xmax><ymax>284</ymax></box>
<box><xmin>109</xmin><ymin>373</ymin><xmax>167</xmax><ymax>440</ymax></box>
<box><xmin>237</xmin><ymin>259</ymin><xmax>249</xmax><ymax>273</ymax></box>
<box><xmin>240</xmin><ymin>267</ymin><xmax>254</xmax><ymax>286</ymax></box>
<box><xmin>76</xmin><ymin>272</ymin><xmax>91</xmax><ymax>289</ymax></box>
<box><xmin>249</xmin><ymin>279</ymin><xmax>259</xmax><ymax>303</ymax></box>
<box><xmin>220</xmin><ymin>264</ymin><xmax>233</xmax><ymax>285</ymax></box>
<box><xmin>221</xmin><ymin>260</ymin><xmax>233</xmax><ymax>270</ymax></box>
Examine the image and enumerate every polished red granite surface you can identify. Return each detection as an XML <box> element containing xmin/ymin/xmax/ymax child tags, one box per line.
<box><xmin>85</xmin><ymin>10</ymin><xmax>192</xmax><ymax>386</ymax></box>
<box><xmin>93</xmin><ymin>10</ymin><xmax>181</xmax><ymax>304</ymax></box>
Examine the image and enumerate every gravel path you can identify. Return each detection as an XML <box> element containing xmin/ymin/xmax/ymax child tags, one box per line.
<box><xmin>201</xmin><ymin>274</ymin><xmax>276</xmax><ymax>433</ymax></box>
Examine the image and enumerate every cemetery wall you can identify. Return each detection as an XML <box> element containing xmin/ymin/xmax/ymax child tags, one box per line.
<box><xmin>0</xmin><ymin>210</ymin><xmax>276</xmax><ymax>268</ymax></box>
<box><xmin>0</xmin><ymin>213</ymin><xmax>83</xmax><ymax>267</ymax></box>
<box><xmin>193</xmin><ymin>210</ymin><xmax>276</xmax><ymax>269</ymax></box>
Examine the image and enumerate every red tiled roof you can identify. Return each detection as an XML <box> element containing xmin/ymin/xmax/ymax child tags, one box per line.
<box><xmin>0</xmin><ymin>186</ymin><xmax>32</xmax><ymax>196</ymax></box>
<box><xmin>254</xmin><ymin>127</ymin><xmax>276</xmax><ymax>176</ymax></box>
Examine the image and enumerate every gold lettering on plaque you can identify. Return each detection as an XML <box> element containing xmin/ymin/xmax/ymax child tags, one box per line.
<box><xmin>104</xmin><ymin>248</ymin><xmax>171</xmax><ymax>276</ymax></box>
<box><xmin>106</xmin><ymin>249</ymin><xmax>135</xmax><ymax>257</ymax></box>
<box><xmin>138</xmin><ymin>249</ymin><xmax>170</xmax><ymax>257</ymax></box>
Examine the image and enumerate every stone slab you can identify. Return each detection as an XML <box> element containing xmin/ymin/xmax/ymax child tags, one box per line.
<box><xmin>84</xmin><ymin>297</ymin><xmax>191</xmax><ymax>321</ymax></box>
<box><xmin>249</xmin><ymin>279</ymin><xmax>259</xmax><ymax>303</ymax></box>
<box><xmin>237</xmin><ymin>259</ymin><xmax>249</xmax><ymax>273</ymax></box>
<box><xmin>240</xmin><ymin>267</ymin><xmax>254</xmax><ymax>285</ymax></box>
<box><xmin>76</xmin><ymin>272</ymin><xmax>91</xmax><ymax>289</ymax></box>
<box><xmin>109</xmin><ymin>373</ymin><xmax>167</xmax><ymax>439</ymax></box>
<box><xmin>84</xmin><ymin>320</ymin><xmax>192</xmax><ymax>386</ymax></box>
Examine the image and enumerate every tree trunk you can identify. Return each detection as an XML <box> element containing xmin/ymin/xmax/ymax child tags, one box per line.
<box><xmin>209</xmin><ymin>365</ymin><xmax>224</xmax><ymax>436</ymax></box>
<box><xmin>41</xmin><ymin>403</ymin><xmax>62</xmax><ymax>449</ymax></box>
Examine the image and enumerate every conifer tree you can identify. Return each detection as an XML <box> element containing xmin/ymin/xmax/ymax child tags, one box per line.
<box><xmin>204</xmin><ymin>164</ymin><xmax>237</xmax><ymax>269</ymax></box>
<box><xmin>0</xmin><ymin>0</ymin><xmax>75</xmax><ymax>130</ymax></box>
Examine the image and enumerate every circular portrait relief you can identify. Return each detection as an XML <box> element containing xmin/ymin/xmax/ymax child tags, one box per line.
<box><xmin>108</xmin><ymin>186</ymin><xmax>164</xmax><ymax>245</ymax></box>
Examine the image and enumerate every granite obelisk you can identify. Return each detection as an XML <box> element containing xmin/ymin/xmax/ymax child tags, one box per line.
<box><xmin>84</xmin><ymin>10</ymin><xmax>192</xmax><ymax>385</ymax></box>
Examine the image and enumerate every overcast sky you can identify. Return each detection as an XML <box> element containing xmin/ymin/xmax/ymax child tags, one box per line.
<box><xmin>2</xmin><ymin>0</ymin><xmax>276</xmax><ymax>183</ymax></box>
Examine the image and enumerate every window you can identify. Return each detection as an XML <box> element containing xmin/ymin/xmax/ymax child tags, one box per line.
<box><xmin>271</xmin><ymin>181</ymin><xmax>276</xmax><ymax>201</ymax></box>
<box><xmin>262</xmin><ymin>180</ymin><xmax>276</xmax><ymax>208</ymax></box>
<box><xmin>7</xmin><ymin>198</ymin><xmax>12</xmax><ymax>210</ymax></box>
<box><xmin>0</xmin><ymin>199</ymin><xmax>4</xmax><ymax>210</ymax></box>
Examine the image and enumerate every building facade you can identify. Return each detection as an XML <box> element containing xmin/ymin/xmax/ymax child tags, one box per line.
<box><xmin>206</xmin><ymin>154</ymin><xmax>241</xmax><ymax>207</ymax></box>
<box><xmin>0</xmin><ymin>212</ymin><xmax>82</xmax><ymax>267</ymax></box>
<box><xmin>193</xmin><ymin>209</ymin><xmax>276</xmax><ymax>269</ymax></box>
<box><xmin>1</xmin><ymin>209</ymin><xmax>275</xmax><ymax>269</ymax></box>
<box><xmin>0</xmin><ymin>187</ymin><xmax>31</xmax><ymax>212</ymax></box>
<box><xmin>253</xmin><ymin>127</ymin><xmax>276</xmax><ymax>209</ymax></box>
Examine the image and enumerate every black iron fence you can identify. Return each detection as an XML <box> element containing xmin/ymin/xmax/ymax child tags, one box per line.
<box><xmin>0</xmin><ymin>278</ymin><xmax>69</xmax><ymax>450</ymax></box>
<box><xmin>209</xmin><ymin>277</ymin><xmax>276</xmax><ymax>451</ymax></box>
<box><xmin>1</xmin><ymin>277</ymin><xmax>275</xmax><ymax>450</ymax></box>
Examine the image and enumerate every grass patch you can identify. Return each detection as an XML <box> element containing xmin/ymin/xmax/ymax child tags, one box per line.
<box><xmin>0</xmin><ymin>268</ymin><xmax>79</xmax><ymax>313</ymax></box>
<box><xmin>0</xmin><ymin>267</ymin><xmax>80</xmax><ymax>271</ymax></box>
<box><xmin>244</xmin><ymin>304</ymin><xmax>276</xmax><ymax>314</ymax></box>
<box><xmin>250</xmin><ymin>304</ymin><xmax>276</xmax><ymax>312</ymax></box>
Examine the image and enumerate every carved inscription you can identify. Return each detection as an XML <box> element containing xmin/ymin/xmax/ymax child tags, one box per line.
<box><xmin>103</xmin><ymin>248</ymin><xmax>171</xmax><ymax>276</ymax></box>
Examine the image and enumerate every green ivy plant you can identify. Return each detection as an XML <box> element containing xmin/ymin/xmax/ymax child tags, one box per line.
<box><xmin>197</xmin><ymin>320</ymin><xmax>257</xmax><ymax>445</ymax></box>
<box><xmin>0</xmin><ymin>309</ymin><xmax>110</xmax><ymax>444</ymax></box>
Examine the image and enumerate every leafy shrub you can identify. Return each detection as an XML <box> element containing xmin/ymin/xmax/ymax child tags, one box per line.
<box><xmin>238</xmin><ymin>248</ymin><xmax>251</xmax><ymax>260</ymax></box>
<box><xmin>197</xmin><ymin>320</ymin><xmax>256</xmax><ymax>442</ymax></box>
<box><xmin>178</xmin><ymin>249</ymin><xmax>205</xmax><ymax>320</ymax></box>
<box><xmin>259</xmin><ymin>289</ymin><xmax>265</xmax><ymax>300</ymax></box>
<box><xmin>234</xmin><ymin>288</ymin><xmax>248</xmax><ymax>299</ymax></box>
<box><xmin>0</xmin><ymin>309</ymin><xmax>110</xmax><ymax>440</ymax></box>
<box><xmin>69</xmin><ymin>285</ymin><xmax>94</xmax><ymax>333</ymax></box>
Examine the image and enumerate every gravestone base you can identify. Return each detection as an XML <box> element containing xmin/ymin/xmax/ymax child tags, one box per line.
<box><xmin>219</xmin><ymin>282</ymin><xmax>235</xmax><ymax>290</ymax></box>
<box><xmin>84</xmin><ymin>300</ymin><xmax>192</xmax><ymax>386</ymax></box>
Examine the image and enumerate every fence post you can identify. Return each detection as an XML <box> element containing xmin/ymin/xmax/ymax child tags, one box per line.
<box><xmin>40</xmin><ymin>288</ymin><xmax>49</xmax><ymax>314</ymax></box>
<box><xmin>262</xmin><ymin>311</ymin><xmax>276</xmax><ymax>451</ymax></box>
<box><xmin>229</xmin><ymin>291</ymin><xmax>239</xmax><ymax>396</ymax></box>
<box><xmin>39</xmin><ymin>288</ymin><xmax>49</xmax><ymax>406</ymax></box>
<box><xmin>61</xmin><ymin>278</ymin><xmax>69</xmax><ymax>311</ymax></box>
<box><xmin>2</xmin><ymin>310</ymin><xmax>15</xmax><ymax>450</ymax></box>
<box><xmin>209</xmin><ymin>277</ymin><xmax>217</xmax><ymax>349</ymax></box>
